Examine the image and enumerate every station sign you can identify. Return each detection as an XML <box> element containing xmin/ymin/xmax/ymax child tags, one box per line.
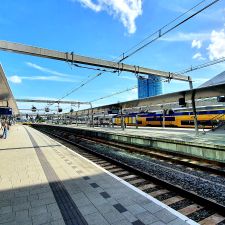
<box><xmin>0</xmin><ymin>107</ymin><xmax>12</xmax><ymax>115</ymax></box>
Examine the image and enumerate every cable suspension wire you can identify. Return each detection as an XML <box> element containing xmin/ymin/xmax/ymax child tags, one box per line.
<box><xmin>90</xmin><ymin>86</ymin><xmax>138</xmax><ymax>103</ymax></box>
<box><xmin>177</xmin><ymin>56</ymin><xmax>225</xmax><ymax>74</ymax></box>
<box><xmin>50</xmin><ymin>0</ymin><xmax>219</xmax><ymax>107</ymax></box>
<box><xmin>70</xmin><ymin>62</ymin><xmax>118</xmax><ymax>73</ymax></box>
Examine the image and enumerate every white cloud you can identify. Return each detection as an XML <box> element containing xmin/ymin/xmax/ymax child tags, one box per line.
<box><xmin>8</xmin><ymin>75</ymin><xmax>22</xmax><ymax>84</ymax></box>
<box><xmin>74</xmin><ymin>0</ymin><xmax>143</xmax><ymax>34</ymax></box>
<box><xmin>8</xmin><ymin>75</ymin><xmax>79</xmax><ymax>83</ymax></box>
<box><xmin>21</xmin><ymin>76</ymin><xmax>78</xmax><ymax>82</ymax></box>
<box><xmin>192</xmin><ymin>40</ymin><xmax>202</xmax><ymax>49</ymax></box>
<box><xmin>207</xmin><ymin>27</ymin><xmax>225</xmax><ymax>60</ymax></box>
<box><xmin>77</xmin><ymin>0</ymin><xmax>101</xmax><ymax>11</ymax></box>
<box><xmin>26</xmin><ymin>62</ymin><xmax>73</xmax><ymax>77</ymax></box>
<box><xmin>192</xmin><ymin>52</ymin><xmax>205</xmax><ymax>60</ymax></box>
<box><xmin>161</xmin><ymin>32</ymin><xmax>210</xmax><ymax>42</ymax></box>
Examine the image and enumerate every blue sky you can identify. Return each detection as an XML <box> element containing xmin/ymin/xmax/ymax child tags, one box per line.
<box><xmin>0</xmin><ymin>0</ymin><xmax>225</xmax><ymax>113</ymax></box>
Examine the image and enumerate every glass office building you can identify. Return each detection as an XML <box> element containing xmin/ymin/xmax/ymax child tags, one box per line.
<box><xmin>138</xmin><ymin>75</ymin><xmax>162</xmax><ymax>99</ymax></box>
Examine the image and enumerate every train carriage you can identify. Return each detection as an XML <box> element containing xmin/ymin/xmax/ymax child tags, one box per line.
<box><xmin>112</xmin><ymin>106</ymin><xmax>225</xmax><ymax>128</ymax></box>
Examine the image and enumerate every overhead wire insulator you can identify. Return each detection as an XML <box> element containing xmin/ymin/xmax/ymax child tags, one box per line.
<box><xmin>31</xmin><ymin>106</ymin><xmax>37</xmax><ymax>112</ymax></box>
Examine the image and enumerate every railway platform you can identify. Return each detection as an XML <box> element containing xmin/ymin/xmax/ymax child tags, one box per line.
<box><xmin>61</xmin><ymin>125</ymin><xmax>225</xmax><ymax>146</ymax></box>
<box><xmin>0</xmin><ymin>125</ymin><xmax>197</xmax><ymax>225</ymax></box>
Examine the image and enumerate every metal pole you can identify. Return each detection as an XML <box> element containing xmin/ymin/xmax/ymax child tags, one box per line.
<box><xmin>87</xmin><ymin>109</ymin><xmax>89</xmax><ymax>127</ymax></box>
<box><xmin>135</xmin><ymin>114</ymin><xmax>138</xmax><ymax>129</ymax></box>
<box><xmin>90</xmin><ymin>102</ymin><xmax>94</xmax><ymax>127</ymax></box>
<box><xmin>77</xmin><ymin>103</ymin><xmax>80</xmax><ymax>126</ymax></box>
<box><xmin>112</xmin><ymin>116</ymin><xmax>114</xmax><ymax>128</ymax></box>
<box><xmin>121</xmin><ymin>106</ymin><xmax>124</xmax><ymax>130</ymax></box>
<box><xmin>70</xmin><ymin>110</ymin><xmax>72</xmax><ymax>125</ymax></box>
<box><xmin>57</xmin><ymin>103</ymin><xmax>59</xmax><ymax>124</ymax></box>
<box><xmin>162</xmin><ymin>109</ymin><xmax>165</xmax><ymax>128</ymax></box>
<box><xmin>189</xmin><ymin>79</ymin><xmax>199</xmax><ymax>135</ymax></box>
<box><xmin>76</xmin><ymin>112</ymin><xmax>78</xmax><ymax>126</ymax></box>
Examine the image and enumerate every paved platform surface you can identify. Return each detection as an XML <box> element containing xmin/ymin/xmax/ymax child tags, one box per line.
<box><xmin>62</xmin><ymin>125</ymin><xmax>225</xmax><ymax>148</ymax></box>
<box><xmin>0</xmin><ymin>125</ymin><xmax>198</xmax><ymax>225</ymax></box>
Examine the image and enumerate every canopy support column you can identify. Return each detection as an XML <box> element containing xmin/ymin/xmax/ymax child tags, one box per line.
<box><xmin>189</xmin><ymin>79</ymin><xmax>198</xmax><ymax>135</ymax></box>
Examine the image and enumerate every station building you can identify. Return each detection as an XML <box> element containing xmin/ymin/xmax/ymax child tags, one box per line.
<box><xmin>138</xmin><ymin>74</ymin><xmax>162</xmax><ymax>99</ymax></box>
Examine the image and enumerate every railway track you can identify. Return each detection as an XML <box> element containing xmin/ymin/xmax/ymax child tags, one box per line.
<box><xmin>33</xmin><ymin>125</ymin><xmax>225</xmax><ymax>225</ymax></box>
<box><xmin>66</xmin><ymin>132</ymin><xmax>225</xmax><ymax>177</ymax></box>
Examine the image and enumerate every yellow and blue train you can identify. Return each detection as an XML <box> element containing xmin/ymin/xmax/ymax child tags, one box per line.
<box><xmin>112</xmin><ymin>106</ymin><xmax>225</xmax><ymax>128</ymax></box>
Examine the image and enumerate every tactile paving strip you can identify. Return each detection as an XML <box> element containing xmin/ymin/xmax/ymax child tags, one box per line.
<box><xmin>25</xmin><ymin>128</ymin><xmax>88</xmax><ymax>225</ymax></box>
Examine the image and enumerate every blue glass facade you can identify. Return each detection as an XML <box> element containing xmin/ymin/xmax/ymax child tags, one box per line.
<box><xmin>138</xmin><ymin>75</ymin><xmax>162</xmax><ymax>99</ymax></box>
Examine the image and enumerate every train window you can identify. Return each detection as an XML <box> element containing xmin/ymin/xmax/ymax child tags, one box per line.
<box><xmin>146</xmin><ymin>116</ymin><xmax>175</xmax><ymax>121</ymax></box>
<box><xmin>199</xmin><ymin>121</ymin><xmax>211</xmax><ymax>126</ymax></box>
<box><xmin>166</xmin><ymin>117</ymin><xmax>175</xmax><ymax>121</ymax></box>
<box><xmin>181</xmin><ymin>120</ymin><xmax>194</xmax><ymax>125</ymax></box>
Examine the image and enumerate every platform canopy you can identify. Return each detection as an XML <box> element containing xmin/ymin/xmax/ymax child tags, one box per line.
<box><xmin>199</xmin><ymin>71</ymin><xmax>225</xmax><ymax>88</ymax></box>
<box><xmin>74</xmin><ymin>82</ymin><xmax>225</xmax><ymax>115</ymax></box>
<box><xmin>0</xmin><ymin>64</ymin><xmax>19</xmax><ymax>115</ymax></box>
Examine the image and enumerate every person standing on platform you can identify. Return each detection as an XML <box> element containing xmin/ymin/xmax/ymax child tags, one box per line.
<box><xmin>2</xmin><ymin>120</ymin><xmax>8</xmax><ymax>139</ymax></box>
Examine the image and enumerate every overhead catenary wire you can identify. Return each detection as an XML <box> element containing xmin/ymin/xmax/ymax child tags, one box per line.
<box><xmin>116</xmin><ymin>0</ymin><xmax>208</xmax><ymax>62</ymax></box>
<box><xmin>177</xmin><ymin>56</ymin><xmax>225</xmax><ymax>74</ymax></box>
<box><xmin>47</xmin><ymin>72</ymin><xmax>102</xmax><ymax>107</ymax></box>
<box><xmin>49</xmin><ymin>0</ymin><xmax>220</xmax><ymax>107</ymax></box>
<box><xmin>119</xmin><ymin>0</ymin><xmax>220</xmax><ymax>61</ymax></box>
<box><xmin>90</xmin><ymin>86</ymin><xmax>138</xmax><ymax>103</ymax></box>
